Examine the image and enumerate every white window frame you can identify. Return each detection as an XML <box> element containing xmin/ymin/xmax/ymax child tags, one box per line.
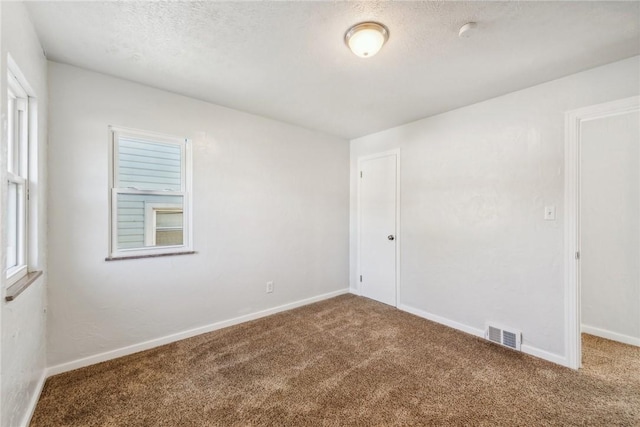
<box><xmin>144</xmin><ymin>203</ymin><xmax>183</xmax><ymax>247</ymax></box>
<box><xmin>6</xmin><ymin>70</ymin><xmax>29</xmax><ymax>286</ymax></box>
<box><xmin>109</xmin><ymin>126</ymin><xmax>192</xmax><ymax>259</ymax></box>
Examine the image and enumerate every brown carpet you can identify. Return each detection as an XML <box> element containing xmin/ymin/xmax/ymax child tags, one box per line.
<box><xmin>31</xmin><ymin>295</ymin><xmax>640</xmax><ymax>426</ymax></box>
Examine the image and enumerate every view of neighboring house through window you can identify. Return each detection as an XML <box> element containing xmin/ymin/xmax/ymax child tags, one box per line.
<box><xmin>6</xmin><ymin>71</ymin><xmax>29</xmax><ymax>285</ymax></box>
<box><xmin>110</xmin><ymin>128</ymin><xmax>191</xmax><ymax>258</ymax></box>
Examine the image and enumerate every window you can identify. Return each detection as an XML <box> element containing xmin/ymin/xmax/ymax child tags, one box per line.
<box><xmin>144</xmin><ymin>203</ymin><xmax>184</xmax><ymax>246</ymax></box>
<box><xmin>109</xmin><ymin>127</ymin><xmax>192</xmax><ymax>259</ymax></box>
<box><xmin>6</xmin><ymin>71</ymin><xmax>29</xmax><ymax>285</ymax></box>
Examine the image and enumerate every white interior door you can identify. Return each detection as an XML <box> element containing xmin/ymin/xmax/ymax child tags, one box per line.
<box><xmin>580</xmin><ymin>108</ymin><xmax>640</xmax><ymax>346</ymax></box>
<box><xmin>359</xmin><ymin>152</ymin><xmax>397</xmax><ymax>306</ymax></box>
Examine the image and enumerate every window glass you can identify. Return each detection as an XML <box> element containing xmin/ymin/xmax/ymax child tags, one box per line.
<box><xmin>7</xmin><ymin>96</ymin><xmax>15</xmax><ymax>174</ymax></box>
<box><xmin>6</xmin><ymin>182</ymin><xmax>19</xmax><ymax>269</ymax></box>
<box><xmin>6</xmin><ymin>73</ymin><xmax>29</xmax><ymax>283</ymax></box>
<box><xmin>155</xmin><ymin>210</ymin><xmax>184</xmax><ymax>246</ymax></box>
<box><xmin>118</xmin><ymin>137</ymin><xmax>182</xmax><ymax>191</ymax></box>
<box><xmin>156</xmin><ymin>210</ymin><xmax>183</xmax><ymax>228</ymax></box>
<box><xmin>115</xmin><ymin>193</ymin><xmax>183</xmax><ymax>249</ymax></box>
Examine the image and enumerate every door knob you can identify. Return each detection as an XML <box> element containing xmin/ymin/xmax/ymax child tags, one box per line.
<box><xmin>388</xmin><ymin>235</ymin><xmax>395</xmax><ymax>241</ymax></box>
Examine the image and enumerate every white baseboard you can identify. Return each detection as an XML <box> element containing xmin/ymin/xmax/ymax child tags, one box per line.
<box><xmin>521</xmin><ymin>345</ymin><xmax>568</xmax><ymax>367</ymax></box>
<box><xmin>582</xmin><ymin>324</ymin><xmax>640</xmax><ymax>347</ymax></box>
<box><xmin>20</xmin><ymin>370</ymin><xmax>47</xmax><ymax>427</ymax></box>
<box><xmin>397</xmin><ymin>303</ymin><xmax>568</xmax><ymax>367</ymax></box>
<box><xmin>349</xmin><ymin>286</ymin><xmax>360</xmax><ymax>296</ymax></box>
<box><xmin>398</xmin><ymin>304</ymin><xmax>484</xmax><ymax>338</ymax></box>
<box><xmin>47</xmin><ymin>288</ymin><xmax>349</xmax><ymax>377</ymax></box>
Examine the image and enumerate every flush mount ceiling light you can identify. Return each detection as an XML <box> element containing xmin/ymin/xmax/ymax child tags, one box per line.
<box><xmin>345</xmin><ymin>22</ymin><xmax>389</xmax><ymax>58</ymax></box>
<box><xmin>458</xmin><ymin>22</ymin><xmax>478</xmax><ymax>38</ymax></box>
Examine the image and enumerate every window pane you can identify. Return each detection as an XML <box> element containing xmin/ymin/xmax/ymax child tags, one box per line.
<box><xmin>116</xmin><ymin>193</ymin><xmax>184</xmax><ymax>249</ymax></box>
<box><xmin>156</xmin><ymin>229</ymin><xmax>183</xmax><ymax>246</ymax></box>
<box><xmin>155</xmin><ymin>211</ymin><xmax>183</xmax><ymax>246</ymax></box>
<box><xmin>118</xmin><ymin>136</ymin><xmax>182</xmax><ymax>191</ymax></box>
<box><xmin>8</xmin><ymin>96</ymin><xmax>15</xmax><ymax>174</ymax></box>
<box><xmin>6</xmin><ymin>182</ymin><xmax>19</xmax><ymax>269</ymax></box>
<box><xmin>7</xmin><ymin>95</ymin><xmax>26</xmax><ymax>177</ymax></box>
<box><xmin>156</xmin><ymin>211</ymin><xmax>183</xmax><ymax>228</ymax></box>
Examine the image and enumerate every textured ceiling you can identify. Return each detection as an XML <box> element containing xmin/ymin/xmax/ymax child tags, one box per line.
<box><xmin>26</xmin><ymin>1</ymin><xmax>640</xmax><ymax>139</ymax></box>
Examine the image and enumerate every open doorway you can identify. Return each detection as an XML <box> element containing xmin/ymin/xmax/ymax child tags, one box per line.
<box><xmin>565</xmin><ymin>96</ymin><xmax>640</xmax><ymax>370</ymax></box>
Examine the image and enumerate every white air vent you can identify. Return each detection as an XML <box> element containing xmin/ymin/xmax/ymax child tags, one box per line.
<box><xmin>485</xmin><ymin>324</ymin><xmax>521</xmax><ymax>351</ymax></box>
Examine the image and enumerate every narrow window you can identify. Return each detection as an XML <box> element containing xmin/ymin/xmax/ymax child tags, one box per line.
<box><xmin>109</xmin><ymin>128</ymin><xmax>192</xmax><ymax>259</ymax></box>
<box><xmin>6</xmin><ymin>71</ymin><xmax>29</xmax><ymax>285</ymax></box>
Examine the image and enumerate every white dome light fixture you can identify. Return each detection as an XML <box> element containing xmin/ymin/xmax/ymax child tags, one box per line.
<box><xmin>458</xmin><ymin>22</ymin><xmax>478</xmax><ymax>38</ymax></box>
<box><xmin>345</xmin><ymin>22</ymin><xmax>389</xmax><ymax>58</ymax></box>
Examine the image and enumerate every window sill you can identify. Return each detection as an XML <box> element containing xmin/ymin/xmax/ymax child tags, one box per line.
<box><xmin>6</xmin><ymin>270</ymin><xmax>43</xmax><ymax>302</ymax></box>
<box><xmin>105</xmin><ymin>251</ymin><xmax>196</xmax><ymax>262</ymax></box>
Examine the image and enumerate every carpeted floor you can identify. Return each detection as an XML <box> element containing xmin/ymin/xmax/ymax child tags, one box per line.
<box><xmin>31</xmin><ymin>295</ymin><xmax>639</xmax><ymax>426</ymax></box>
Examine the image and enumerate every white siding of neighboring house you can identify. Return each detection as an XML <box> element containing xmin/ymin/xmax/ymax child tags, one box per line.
<box><xmin>116</xmin><ymin>136</ymin><xmax>183</xmax><ymax>249</ymax></box>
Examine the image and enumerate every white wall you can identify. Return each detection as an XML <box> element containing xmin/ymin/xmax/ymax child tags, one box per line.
<box><xmin>1</xmin><ymin>2</ymin><xmax>48</xmax><ymax>426</ymax></box>
<box><xmin>350</xmin><ymin>56</ymin><xmax>640</xmax><ymax>364</ymax></box>
<box><xmin>581</xmin><ymin>110</ymin><xmax>640</xmax><ymax>345</ymax></box>
<box><xmin>47</xmin><ymin>62</ymin><xmax>349</xmax><ymax>368</ymax></box>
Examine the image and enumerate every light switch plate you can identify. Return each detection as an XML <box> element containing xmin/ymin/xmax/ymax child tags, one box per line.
<box><xmin>544</xmin><ymin>206</ymin><xmax>556</xmax><ymax>221</ymax></box>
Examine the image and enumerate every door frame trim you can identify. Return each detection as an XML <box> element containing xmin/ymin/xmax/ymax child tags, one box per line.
<box><xmin>357</xmin><ymin>149</ymin><xmax>401</xmax><ymax>307</ymax></box>
<box><xmin>564</xmin><ymin>95</ymin><xmax>639</xmax><ymax>369</ymax></box>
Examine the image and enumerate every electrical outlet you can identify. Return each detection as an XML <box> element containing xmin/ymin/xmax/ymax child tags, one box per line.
<box><xmin>266</xmin><ymin>281</ymin><xmax>274</xmax><ymax>293</ymax></box>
